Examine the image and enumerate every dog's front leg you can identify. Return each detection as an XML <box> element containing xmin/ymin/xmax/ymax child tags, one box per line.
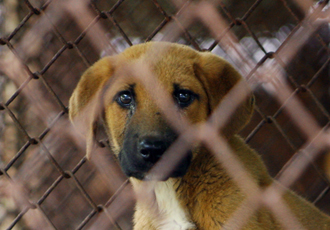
<box><xmin>133</xmin><ymin>207</ymin><xmax>156</xmax><ymax>230</ymax></box>
<box><xmin>133</xmin><ymin>221</ymin><xmax>156</xmax><ymax>230</ymax></box>
<box><xmin>134</xmin><ymin>205</ymin><xmax>197</xmax><ymax>230</ymax></box>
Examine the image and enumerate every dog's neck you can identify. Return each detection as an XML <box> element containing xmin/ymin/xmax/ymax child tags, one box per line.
<box><xmin>131</xmin><ymin>178</ymin><xmax>195</xmax><ymax>230</ymax></box>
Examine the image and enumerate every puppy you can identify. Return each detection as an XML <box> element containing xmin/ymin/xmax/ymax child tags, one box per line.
<box><xmin>69</xmin><ymin>42</ymin><xmax>330</xmax><ymax>229</ymax></box>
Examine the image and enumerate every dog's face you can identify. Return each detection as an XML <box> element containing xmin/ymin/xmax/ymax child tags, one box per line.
<box><xmin>103</xmin><ymin>54</ymin><xmax>209</xmax><ymax>180</ymax></box>
<box><xmin>69</xmin><ymin>42</ymin><xmax>254</xmax><ymax>181</ymax></box>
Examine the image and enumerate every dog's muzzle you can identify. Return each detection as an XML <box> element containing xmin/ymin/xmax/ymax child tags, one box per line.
<box><xmin>118</xmin><ymin>134</ymin><xmax>192</xmax><ymax>180</ymax></box>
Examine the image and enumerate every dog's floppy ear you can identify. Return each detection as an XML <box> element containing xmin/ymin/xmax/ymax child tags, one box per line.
<box><xmin>194</xmin><ymin>52</ymin><xmax>255</xmax><ymax>137</ymax></box>
<box><xmin>69</xmin><ymin>57</ymin><xmax>115</xmax><ymax>159</ymax></box>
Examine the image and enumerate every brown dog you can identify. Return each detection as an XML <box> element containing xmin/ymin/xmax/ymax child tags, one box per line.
<box><xmin>69</xmin><ymin>42</ymin><xmax>330</xmax><ymax>229</ymax></box>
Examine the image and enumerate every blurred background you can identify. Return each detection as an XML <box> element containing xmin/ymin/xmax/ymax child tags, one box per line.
<box><xmin>0</xmin><ymin>0</ymin><xmax>330</xmax><ymax>229</ymax></box>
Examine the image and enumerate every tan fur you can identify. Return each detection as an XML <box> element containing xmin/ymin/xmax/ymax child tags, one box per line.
<box><xmin>69</xmin><ymin>42</ymin><xmax>330</xmax><ymax>229</ymax></box>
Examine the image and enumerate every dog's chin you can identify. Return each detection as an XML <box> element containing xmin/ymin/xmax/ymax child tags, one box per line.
<box><xmin>142</xmin><ymin>168</ymin><xmax>189</xmax><ymax>181</ymax></box>
<box><xmin>120</xmin><ymin>152</ymin><xmax>192</xmax><ymax>181</ymax></box>
<box><xmin>127</xmin><ymin>173</ymin><xmax>176</xmax><ymax>181</ymax></box>
<box><xmin>130</xmin><ymin>170</ymin><xmax>188</xmax><ymax>181</ymax></box>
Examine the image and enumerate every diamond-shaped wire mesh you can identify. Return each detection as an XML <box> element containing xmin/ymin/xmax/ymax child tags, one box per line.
<box><xmin>0</xmin><ymin>0</ymin><xmax>330</xmax><ymax>229</ymax></box>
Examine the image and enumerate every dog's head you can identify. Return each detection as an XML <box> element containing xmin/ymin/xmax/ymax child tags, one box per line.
<box><xmin>69</xmin><ymin>42</ymin><xmax>254</xmax><ymax>180</ymax></box>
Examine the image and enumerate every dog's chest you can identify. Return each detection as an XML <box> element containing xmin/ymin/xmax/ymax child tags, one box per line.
<box><xmin>153</xmin><ymin>180</ymin><xmax>195</xmax><ymax>230</ymax></box>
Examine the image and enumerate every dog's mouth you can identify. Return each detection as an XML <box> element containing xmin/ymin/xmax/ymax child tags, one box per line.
<box><xmin>144</xmin><ymin>151</ymin><xmax>193</xmax><ymax>181</ymax></box>
<box><xmin>118</xmin><ymin>149</ymin><xmax>193</xmax><ymax>181</ymax></box>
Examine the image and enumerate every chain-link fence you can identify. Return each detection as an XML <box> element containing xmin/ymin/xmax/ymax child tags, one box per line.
<box><xmin>1</xmin><ymin>0</ymin><xmax>330</xmax><ymax>229</ymax></box>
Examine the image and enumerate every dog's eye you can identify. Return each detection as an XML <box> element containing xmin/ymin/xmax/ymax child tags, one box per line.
<box><xmin>117</xmin><ymin>91</ymin><xmax>133</xmax><ymax>107</ymax></box>
<box><xmin>174</xmin><ymin>90</ymin><xmax>196</xmax><ymax>108</ymax></box>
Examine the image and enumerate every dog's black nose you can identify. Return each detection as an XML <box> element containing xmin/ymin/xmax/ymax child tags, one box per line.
<box><xmin>139</xmin><ymin>139</ymin><xmax>167</xmax><ymax>164</ymax></box>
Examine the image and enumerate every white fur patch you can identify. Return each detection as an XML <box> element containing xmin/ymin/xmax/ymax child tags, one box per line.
<box><xmin>153</xmin><ymin>180</ymin><xmax>195</xmax><ymax>230</ymax></box>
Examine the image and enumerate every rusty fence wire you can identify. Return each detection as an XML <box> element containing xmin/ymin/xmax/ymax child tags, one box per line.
<box><xmin>1</xmin><ymin>0</ymin><xmax>330</xmax><ymax>229</ymax></box>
